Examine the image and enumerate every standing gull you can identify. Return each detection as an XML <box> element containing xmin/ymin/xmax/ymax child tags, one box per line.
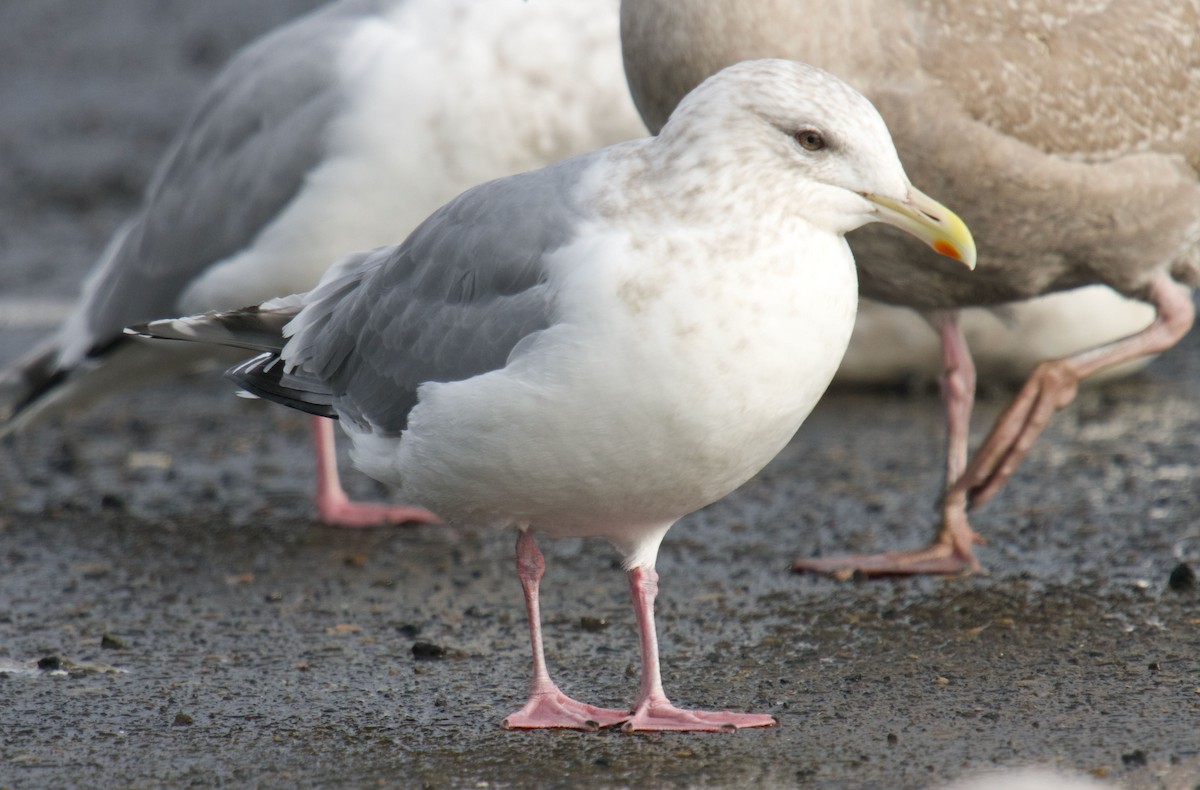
<box><xmin>0</xmin><ymin>0</ymin><xmax>644</xmax><ymax>526</ymax></box>
<box><xmin>137</xmin><ymin>60</ymin><xmax>975</xmax><ymax>730</ymax></box>
<box><xmin>621</xmin><ymin>0</ymin><xmax>1200</xmax><ymax>575</ymax></box>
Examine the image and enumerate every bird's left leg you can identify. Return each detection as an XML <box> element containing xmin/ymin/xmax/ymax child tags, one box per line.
<box><xmin>955</xmin><ymin>275</ymin><xmax>1194</xmax><ymax>509</ymax></box>
<box><xmin>310</xmin><ymin>415</ymin><xmax>440</xmax><ymax>528</ymax></box>
<box><xmin>621</xmin><ymin>565</ymin><xmax>776</xmax><ymax>732</ymax></box>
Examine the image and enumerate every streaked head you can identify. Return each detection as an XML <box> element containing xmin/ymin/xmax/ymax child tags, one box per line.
<box><xmin>658</xmin><ymin>59</ymin><xmax>975</xmax><ymax>268</ymax></box>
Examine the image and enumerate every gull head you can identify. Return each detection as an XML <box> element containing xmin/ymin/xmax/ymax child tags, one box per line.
<box><xmin>659</xmin><ymin>59</ymin><xmax>975</xmax><ymax>269</ymax></box>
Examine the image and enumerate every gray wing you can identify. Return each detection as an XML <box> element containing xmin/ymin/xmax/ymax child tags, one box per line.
<box><xmin>70</xmin><ymin>0</ymin><xmax>390</xmax><ymax>354</ymax></box>
<box><xmin>264</xmin><ymin>159</ymin><xmax>591</xmax><ymax>435</ymax></box>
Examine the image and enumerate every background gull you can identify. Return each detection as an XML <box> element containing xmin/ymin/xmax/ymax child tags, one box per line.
<box><xmin>0</xmin><ymin>0</ymin><xmax>644</xmax><ymax>527</ymax></box>
<box><xmin>621</xmin><ymin>0</ymin><xmax>1200</xmax><ymax>575</ymax></box>
<box><xmin>138</xmin><ymin>59</ymin><xmax>975</xmax><ymax>731</ymax></box>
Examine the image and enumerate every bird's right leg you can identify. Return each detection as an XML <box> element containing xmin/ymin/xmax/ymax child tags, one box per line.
<box><xmin>502</xmin><ymin>530</ymin><xmax>629</xmax><ymax>730</ymax></box>
<box><xmin>621</xmin><ymin>564</ymin><xmax>777</xmax><ymax>731</ymax></box>
<box><xmin>955</xmin><ymin>275</ymin><xmax>1195</xmax><ymax>509</ymax></box>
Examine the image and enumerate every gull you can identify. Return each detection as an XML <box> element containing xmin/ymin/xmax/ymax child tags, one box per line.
<box><xmin>0</xmin><ymin>0</ymin><xmax>644</xmax><ymax>527</ymax></box>
<box><xmin>621</xmin><ymin>0</ymin><xmax>1200</xmax><ymax>575</ymax></box>
<box><xmin>135</xmin><ymin>59</ymin><xmax>975</xmax><ymax>731</ymax></box>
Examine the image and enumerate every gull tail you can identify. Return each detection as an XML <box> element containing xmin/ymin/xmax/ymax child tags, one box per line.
<box><xmin>132</xmin><ymin>298</ymin><xmax>336</xmax><ymax>420</ymax></box>
<box><xmin>128</xmin><ymin>297</ymin><xmax>302</xmax><ymax>354</ymax></box>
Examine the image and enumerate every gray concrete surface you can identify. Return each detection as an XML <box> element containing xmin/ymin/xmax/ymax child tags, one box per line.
<box><xmin>1</xmin><ymin>2</ymin><xmax>1197</xmax><ymax>788</ymax></box>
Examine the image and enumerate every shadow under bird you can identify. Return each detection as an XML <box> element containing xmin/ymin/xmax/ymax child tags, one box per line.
<box><xmin>135</xmin><ymin>60</ymin><xmax>975</xmax><ymax>730</ymax></box>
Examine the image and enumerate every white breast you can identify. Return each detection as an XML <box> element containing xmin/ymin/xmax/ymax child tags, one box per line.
<box><xmin>372</xmin><ymin>222</ymin><xmax>858</xmax><ymax>547</ymax></box>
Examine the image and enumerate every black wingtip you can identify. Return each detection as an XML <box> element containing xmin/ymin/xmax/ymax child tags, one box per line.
<box><xmin>225</xmin><ymin>353</ymin><xmax>338</xmax><ymax>419</ymax></box>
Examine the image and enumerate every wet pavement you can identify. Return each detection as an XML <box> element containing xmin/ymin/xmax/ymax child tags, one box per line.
<box><xmin>1</xmin><ymin>2</ymin><xmax>1198</xmax><ymax>788</ymax></box>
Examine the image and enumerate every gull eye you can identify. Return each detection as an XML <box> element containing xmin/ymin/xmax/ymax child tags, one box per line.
<box><xmin>793</xmin><ymin>129</ymin><xmax>825</xmax><ymax>151</ymax></box>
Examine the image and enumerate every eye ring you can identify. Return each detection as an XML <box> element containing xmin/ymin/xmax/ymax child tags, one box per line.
<box><xmin>794</xmin><ymin>129</ymin><xmax>825</xmax><ymax>151</ymax></box>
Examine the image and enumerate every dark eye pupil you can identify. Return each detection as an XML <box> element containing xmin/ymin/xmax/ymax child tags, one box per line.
<box><xmin>795</xmin><ymin>130</ymin><xmax>824</xmax><ymax>151</ymax></box>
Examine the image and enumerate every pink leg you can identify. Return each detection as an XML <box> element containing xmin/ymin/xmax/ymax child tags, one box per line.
<box><xmin>955</xmin><ymin>276</ymin><xmax>1194</xmax><ymax>509</ymax></box>
<box><xmin>793</xmin><ymin>311</ymin><xmax>984</xmax><ymax>577</ymax></box>
<box><xmin>502</xmin><ymin>531</ymin><xmax>630</xmax><ymax>730</ymax></box>
<box><xmin>622</xmin><ymin>565</ymin><xmax>776</xmax><ymax>732</ymax></box>
<box><xmin>310</xmin><ymin>415</ymin><xmax>440</xmax><ymax>528</ymax></box>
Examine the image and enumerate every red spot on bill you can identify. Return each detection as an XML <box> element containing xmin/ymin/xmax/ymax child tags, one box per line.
<box><xmin>933</xmin><ymin>239</ymin><xmax>961</xmax><ymax>261</ymax></box>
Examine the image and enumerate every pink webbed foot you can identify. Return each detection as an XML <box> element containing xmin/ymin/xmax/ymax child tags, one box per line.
<box><xmin>792</xmin><ymin>498</ymin><xmax>984</xmax><ymax>578</ymax></box>
<box><xmin>309</xmin><ymin>414</ymin><xmax>440</xmax><ymax>528</ymax></box>
<box><xmin>504</xmin><ymin>532</ymin><xmax>629</xmax><ymax>730</ymax></box>
<box><xmin>503</xmin><ymin>690</ymin><xmax>630</xmax><ymax>731</ymax></box>
<box><xmin>621</xmin><ymin>565</ymin><xmax>775</xmax><ymax>733</ymax></box>
<box><xmin>623</xmin><ymin>696</ymin><xmax>776</xmax><ymax>733</ymax></box>
<box><xmin>790</xmin><ymin>543</ymin><xmax>980</xmax><ymax>578</ymax></box>
<box><xmin>791</xmin><ymin>311</ymin><xmax>985</xmax><ymax>579</ymax></box>
<box><xmin>316</xmin><ymin>492</ymin><xmax>441</xmax><ymax>529</ymax></box>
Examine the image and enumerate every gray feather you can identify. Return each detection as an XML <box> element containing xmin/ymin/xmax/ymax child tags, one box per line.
<box><xmin>227</xmin><ymin>353</ymin><xmax>337</xmax><ymax>419</ymax></box>
<box><xmin>258</xmin><ymin>157</ymin><xmax>592</xmax><ymax>435</ymax></box>
<box><xmin>131</xmin><ymin>302</ymin><xmax>300</xmax><ymax>354</ymax></box>
<box><xmin>66</xmin><ymin>1</ymin><xmax>386</xmax><ymax>358</ymax></box>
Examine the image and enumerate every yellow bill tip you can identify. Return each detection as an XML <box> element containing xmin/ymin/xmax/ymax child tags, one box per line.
<box><xmin>864</xmin><ymin>187</ymin><xmax>976</xmax><ymax>271</ymax></box>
